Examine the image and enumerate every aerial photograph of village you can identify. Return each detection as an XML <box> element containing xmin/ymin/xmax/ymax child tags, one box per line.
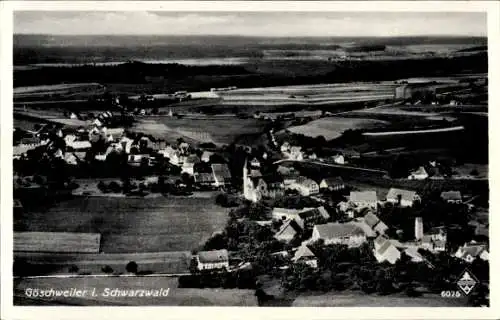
<box><xmin>11</xmin><ymin>10</ymin><xmax>489</xmax><ymax>307</ymax></box>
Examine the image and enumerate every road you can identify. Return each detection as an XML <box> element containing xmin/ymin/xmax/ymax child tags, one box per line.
<box><xmin>274</xmin><ymin>159</ymin><xmax>387</xmax><ymax>174</ymax></box>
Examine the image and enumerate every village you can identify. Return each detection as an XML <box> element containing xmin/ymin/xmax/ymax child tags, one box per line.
<box><xmin>12</xmin><ymin>100</ymin><xmax>489</xmax><ymax>306</ymax></box>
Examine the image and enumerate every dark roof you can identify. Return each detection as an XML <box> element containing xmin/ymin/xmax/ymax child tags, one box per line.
<box><xmin>211</xmin><ymin>164</ymin><xmax>231</xmax><ymax>179</ymax></box>
<box><xmin>198</xmin><ymin>249</ymin><xmax>229</xmax><ymax>263</ymax></box>
<box><xmin>299</xmin><ymin>206</ymin><xmax>330</xmax><ymax>220</ymax></box>
<box><xmin>194</xmin><ymin>172</ymin><xmax>215</xmax><ymax>183</ymax></box>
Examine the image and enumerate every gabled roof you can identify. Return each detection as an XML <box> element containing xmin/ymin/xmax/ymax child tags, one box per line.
<box><xmin>194</xmin><ymin>172</ymin><xmax>215</xmax><ymax>183</ymax></box>
<box><xmin>211</xmin><ymin>163</ymin><xmax>231</xmax><ymax>179</ymax></box>
<box><xmin>350</xmin><ymin>191</ymin><xmax>377</xmax><ymax>203</ymax></box>
<box><xmin>411</xmin><ymin>166</ymin><xmax>428</xmax><ymax>176</ymax></box>
<box><xmin>363</xmin><ymin>212</ymin><xmax>380</xmax><ymax>228</ymax></box>
<box><xmin>440</xmin><ymin>191</ymin><xmax>462</xmax><ymax>201</ymax></box>
<box><xmin>314</xmin><ymin>222</ymin><xmax>366</xmax><ymax>239</ymax></box>
<box><xmin>321</xmin><ymin>176</ymin><xmax>344</xmax><ymax>186</ymax></box>
<box><xmin>299</xmin><ymin>206</ymin><xmax>330</xmax><ymax>221</ymax></box>
<box><xmin>275</xmin><ymin>219</ymin><xmax>302</xmax><ymax>238</ymax></box>
<box><xmin>386</xmin><ymin>188</ymin><xmax>418</xmax><ymax>202</ymax></box>
<box><xmin>457</xmin><ymin>243</ymin><xmax>488</xmax><ymax>257</ymax></box>
<box><xmin>198</xmin><ymin>249</ymin><xmax>229</xmax><ymax>263</ymax></box>
<box><xmin>292</xmin><ymin>245</ymin><xmax>316</xmax><ymax>262</ymax></box>
<box><xmin>295</xmin><ymin>176</ymin><xmax>318</xmax><ymax>186</ymax></box>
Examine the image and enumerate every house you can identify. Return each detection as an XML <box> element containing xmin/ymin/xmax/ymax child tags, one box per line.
<box><xmin>373</xmin><ymin>236</ymin><xmax>401</xmax><ymax>264</ymax></box>
<box><xmin>403</xmin><ymin>246</ymin><xmax>425</xmax><ymax>263</ymax></box>
<box><xmin>119</xmin><ymin>136</ymin><xmax>134</xmax><ymax>154</ymax></box>
<box><xmin>196</xmin><ymin>249</ymin><xmax>229</xmax><ymax>271</ymax></box>
<box><xmin>194</xmin><ymin>172</ymin><xmax>215</xmax><ymax>187</ymax></box>
<box><xmin>128</xmin><ymin>154</ymin><xmax>150</xmax><ymax>167</ymax></box>
<box><xmin>287</xmin><ymin>176</ymin><xmax>319</xmax><ymax>196</ymax></box>
<box><xmin>351</xmin><ymin>219</ymin><xmax>377</xmax><ymax>238</ymax></box>
<box><xmin>64</xmin><ymin>152</ymin><xmax>78</xmax><ymax>165</ymax></box>
<box><xmin>310</xmin><ymin>222</ymin><xmax>367</xmax><ymax>247</ymax></box>
<box><xmin>408</xmin><ymin>167</ymin><xmax>428</xmax><ymax>180</ymax></box>
<box><xmin>271</xmin><ymin>207</ymin><xmax>315</xmax><ymax>221</ymax></box>
<box><xmin>211</xmin><ymin>163</ymin><xmax>232</xmax><ymax>187</ymax></box>
<box><xmin>319</xmin><ymin>177</ymin><xmax>345</xmax><ymax>191</ymax></box>
<box><xmin>386</xmin><ymin>188</ymin><xmax>421</xmax><ymax>207</ymax></box>
<box><xmin>349</xmin><ymin>191</ymin><xmax>378</xmax><ymax>209</ymax></box>
<box><xmin>296</xmin><ymin>206</ymin><xmax>330</xmax><ymax>230</ymax></box>
<box><xmin>333</xmin><ymin>154</ymin><xmax>345</xmax><ymax>165</ymax></box>
<box><xmin>250</xmin><ymin>157</ymin><xmax>261</xmax><ymax>168</ymax></box>
<box><xmin>68</xmin><ymin>140</ymin><xmax>92</xmax><ymax>151</ymax></box>
<box><xmin>292</xmin><ymin>245</ymin><xmax>318</xmax><ymax>268</ymax></box>
<box><xmin>454</xmin><ymin>242</ymin><xmax>489</xmax><ymax>263</ymax></box>
<box><xmin>274</xmin><ymin>219</ymin><xmax>302</xmax><ymax>242</ymax></box>
<box><xmin>280</xmin><ymin>142</ymin><xmax>291</xmax><ymax>153</ymax></box>
<box><xmin>201</xmin><ymin>151</ymin><xmax>214</xmax><ymax>163</ymax></box>
<box><xmin>440</xmin><ymin>191</ymin><xmax>462</xmax><ymax>203</ymax></box>
<box><xmin>363</xmin><ymin>212</ymin><xmax>388</xmax><ymax>235</ymax></box>
<box><xmin>289</xmin><ymin>146</ymin><xmax>304</xmax><ymax>161</ymax></box>
<box><xmin>182</xmin><ymin>155</ymin><xmax>200</xmax><ymax>176</ymax></box>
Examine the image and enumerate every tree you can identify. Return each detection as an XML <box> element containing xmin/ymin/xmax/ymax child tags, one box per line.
<box><xmin>126</xmin><ymin>261</ymin><xmax>138</xmax><ymax>274</ymax></box>
<box><xmin>102</xmin><ymin>265</ymin><xmax>114</xmax><ymax>274</ymax></box>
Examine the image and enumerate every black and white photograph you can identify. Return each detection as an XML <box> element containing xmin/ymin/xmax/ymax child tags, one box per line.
<box><xmin>1</xmin><ymin>1</ymin><xmax>498</xmax><ymax>316</ymax></box>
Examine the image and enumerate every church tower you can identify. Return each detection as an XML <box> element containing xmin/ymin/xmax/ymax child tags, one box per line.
<box><xmin>415</xmin><ymin>217</ymin><xmax>424</xmax><ymax>241</ymax></box>
<box><xmin>243</xmin><ymin>158</ymin><xmax>259</xmax><ymax>202</ymax></box>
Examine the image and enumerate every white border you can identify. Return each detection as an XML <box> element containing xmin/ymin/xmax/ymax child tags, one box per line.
<box><xmin>1</xmin><ymin>2</ymin><xmax>499</xmax><ymax>320</ymax></box>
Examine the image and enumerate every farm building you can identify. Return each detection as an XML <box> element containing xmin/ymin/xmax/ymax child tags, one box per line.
<box><xmin>309</xmin><ymin>222</ymin><xmax>368</xmax><ymax>248</ymax></box>
<box><xmin>440</xmin><ymin>191</ymin><xmax>462</xmax><ymax>203</ymax></box>
<box><xmin>386</xmin><ymin>188</ymin><xmax>421</xmax><ymax>207</ymax></box>
<box><xmin>295</xmin><ymin>206</ymin><xmax>330</xmax><ymax>230</ymax></box>
<box><xmin>319</xmin><ymin>177</ymin><xmax>345</xmax><ymax>191</ymax></box>
<box><xmin>211</xmin><ymin>163</ymin><xmax>232</xmax><ymax>187</ymax></box>
<box><xmin>349</xmin><ymin>191</ymin><xmax>378</xmax><ymax>209</ymax></box>
<box><xmin>361</xmin><ymin>212</ymin><xmax>388</xmax><ymax>236</ymax></box>
<box><xmin>196</xmin><ymin>249</ymin><xmax>229</xmax><ymax>271</ymax></box>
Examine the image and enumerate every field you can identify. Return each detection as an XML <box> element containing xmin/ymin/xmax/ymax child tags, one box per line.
<box><xmin>286</xmin><ymin>116</ymin><xmax>389</xmax><ymax>140</ymax></box>
<box><xmin>217</xmin><ymin>82</ymin><xmax>396</xmax><ymax>106</ymax></box>
<box><xmin>14</xmin><ymin>83</ymin><xmax>106</xmax><ymax>101</ymax></box>
<box><xmin>14</xmin><ymin>232</ymin><xmax>101</xmax><ymax>253</ymax></box>
<box><xmin>131</xmin><ymin>116</ymin><xmax>268</xmax><ymax>145</ymax></box>
<box><xmin>14</xmin><ymin>195</ymin><xmax>230</xmax><ymax>253</ymax></box>
<box><xmin>14</xmin><ymin>276</ymin><xmax>258</xmax><ymax>306</ymax></box>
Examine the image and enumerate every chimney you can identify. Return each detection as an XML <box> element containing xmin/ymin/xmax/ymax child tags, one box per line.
<box><xmin>415</xmin><ymin>217</ymin><xmax>424</xmax><ymax>241</ymax></box>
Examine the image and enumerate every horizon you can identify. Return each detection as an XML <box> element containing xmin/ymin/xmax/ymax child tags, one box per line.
<box><xmin>14</xmin><ymin>11</ymin><xmax>487</xmax><ymax>37</ymax></box>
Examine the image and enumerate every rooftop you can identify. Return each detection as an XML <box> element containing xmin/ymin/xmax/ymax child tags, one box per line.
<box><xmin>386</xmin><ymin>188</ymin><xmax>418</xmax><ymax>202</ymax></box>
<box><xmin>314</xmin><ymin>222</ymin><xmax>366</xmax><ymax>239</ymax></box>
<box><xmin>198</xmin><ymin>249</ymin><xmax>229</xmax><ymax>263</ymax></box>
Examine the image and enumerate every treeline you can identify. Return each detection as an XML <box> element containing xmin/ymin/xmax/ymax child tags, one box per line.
<box><xmin>14</xmin><ymin>53</ymin><xmax>487</xmax><ymax>91</ymax></box>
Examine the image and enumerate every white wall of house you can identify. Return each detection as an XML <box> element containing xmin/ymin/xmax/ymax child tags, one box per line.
<box><xmin>197</xmin><ymin>259</ymin><xmax>229</xmax><ymax>270</ymax></box>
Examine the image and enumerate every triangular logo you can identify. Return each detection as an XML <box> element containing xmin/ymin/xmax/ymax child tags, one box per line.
<box><xmin>456</xmin><ymin>269</ymin><xmax>478</xmax><ymax>296</ymax></box>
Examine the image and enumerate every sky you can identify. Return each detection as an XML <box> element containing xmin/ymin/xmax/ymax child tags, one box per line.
<box><xmin>14</xmin><ymin>11</ymin><xmax>487</xmax><ymax>37</ymax></box>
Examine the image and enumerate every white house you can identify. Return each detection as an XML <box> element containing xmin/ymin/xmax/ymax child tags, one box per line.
<box><xmin>289</xmin><ymin>146</ymin><xmax>304</xmax><ymax>161</ymax></box>
<box><xmin>310</xmin><ymin>223</ymin><xmax>367</xmax><ymax>248</ymax></box>
<box><xmin>373</xmin><ymin>236</ymin><xmax>401</xmax><ymax>264</ymax></box>
<box><xmin>455</xmin><ymin>242</ymin><xmax>489</xmax><ymax>263</ymax></box>
<box><xmin>408</xmin><ymin>167</ymin><xmax>429</xmax><ymax>180</ymax></box>
<box><xmin>201</xmin><ymin>151</ymin><xmax>214</xmax><ymax>163</ymax></box>
<box><xmin>333</xmin><ymin>154</ymin><xmax>345</xmax><ymax>165</ymax></box>
<box><xmin>319</xmin><ymin>177</ymin><xmax>345</xmax><ymax>191</ymax></box>
<box><xmin>196</xmin><ymin>249</ymin><xmax>229</xmax><ymax>271</ymax></box>
<box><xmin>349</xmin><ymin>191</ymin><xmax>378</xmax><ymax>209</ymax></box>
<box><xmin>287</xmin><ymin>177</ymin><xmax>319</xmax><ymax>196</ymax></box>
<box><xmin>386</xmin><ymin>188</ymin><xmax>421</xmax><ymax>207</ymax></box>
<box><xmin>280</xmin><ymin>142</ymin><xmax>291</xmax><ymax>153</ymax></box>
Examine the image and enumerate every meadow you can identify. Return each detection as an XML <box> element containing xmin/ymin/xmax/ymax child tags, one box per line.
<box><xmin>14</xmin><ymin>195</ymin><xmax>230</xmax><ymax>253</ymax></box>
<box><xmin>131</xmin><ymin>116</ymin><xmax>268</xmax><ymax>145</ymax></box>
<box><xmin>286</xmin><ymin>116</ymin><xmax>389</xmax><ymax>140</ymax></box>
